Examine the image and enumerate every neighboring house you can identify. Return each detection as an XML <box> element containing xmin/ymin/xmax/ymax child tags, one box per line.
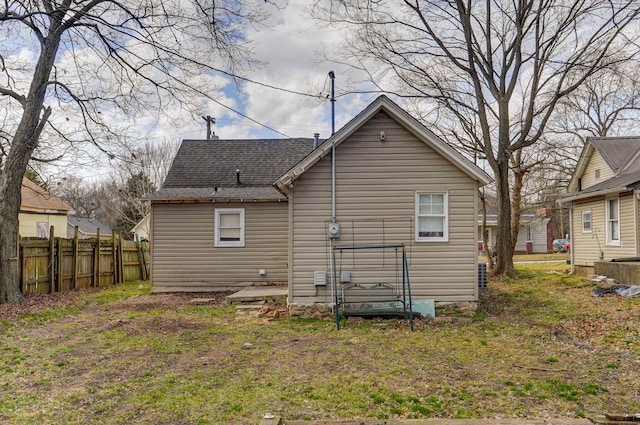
<box><xmin>67</xmin><ymin>216</ymin><xmax>113</xmax><ymax>239</ymax></box>
<box><xmin>147</xmin><ymin>96</ymin><xmax>491</xmax><ymax>314</ymax></box>
<box><xmin>478</xmin><ymin>205</ymin><xmax>553</xmax><ymax>254</ymax></box>
<box><xmin>19</xmin><ymin>177</ymin><xmax>74</xmax><ymax>238</ymax></box>
<box><xmin>558</xmin><ymin>136</ymin><xmax>640</xmax><ymax>275</ymax></box>
<box><xmin>131</xmin><ymin>215</ymin><xmax>150</xmax><ymax>241</ymax></box>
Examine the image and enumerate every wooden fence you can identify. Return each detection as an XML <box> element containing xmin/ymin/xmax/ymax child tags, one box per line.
<box><xmin>20</xmin><ymin>226</ymin><xmax>150</xmax><ymax>294</ymax></box>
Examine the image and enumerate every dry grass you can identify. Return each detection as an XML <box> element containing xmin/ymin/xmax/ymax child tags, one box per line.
<box><xmin>0</xmin><ymin>261</ymin><xmax>638</xmax><ymax>425</ymax></box>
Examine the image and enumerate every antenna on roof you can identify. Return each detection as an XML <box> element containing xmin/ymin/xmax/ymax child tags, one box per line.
<box><xmin>328</xmin><ymin>71</ymin><xmax>335</xmax><ymax>136</ymax></box>
<box><xmin>202</xmin><ymin>115</ymin><xmax>219</xmax><ymax>140</ymax></box>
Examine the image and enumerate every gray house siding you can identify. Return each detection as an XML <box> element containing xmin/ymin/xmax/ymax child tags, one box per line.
<box><xmin>151</xmin><ymin>201</ymin><xmax>289</xmax><ymax>292</ymax></box>
<box><xmin>289</xmin><ymin>111</ymin><xmax>479</xmax><ymax>305</ymax></box>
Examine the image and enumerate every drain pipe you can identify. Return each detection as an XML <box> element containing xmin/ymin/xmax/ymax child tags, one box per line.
<box><xmin>329</xmin><ymin>71</ymin><xmax>336</xmax><ymax>222</ymax></box>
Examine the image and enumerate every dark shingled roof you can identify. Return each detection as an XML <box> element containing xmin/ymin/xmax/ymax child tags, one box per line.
<box><xmin>148</xmin><ymin>138</ymin><xmax>316</xmax><ymax>201</ymax></box>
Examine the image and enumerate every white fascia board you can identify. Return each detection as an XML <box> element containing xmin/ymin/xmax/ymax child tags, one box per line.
<box><xmin>567</xmin><ymin>142</ymin><xmax>594</xmax><ymax>193</ymax></box>
<box><xmin>557</xmin><ymin>187</ymin><xmax>630</xmax><ymax>204</ymax></box>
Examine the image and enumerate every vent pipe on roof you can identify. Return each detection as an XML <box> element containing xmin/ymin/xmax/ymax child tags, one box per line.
<box><xmin>314</xmin><ymin>133</ymin><xmax>320</xmax><ymax>149</ymax></box>
<box><xmin>236</xmin><ymin>169</ymin><xmax>241</xmax><ymax>185</ymax></box>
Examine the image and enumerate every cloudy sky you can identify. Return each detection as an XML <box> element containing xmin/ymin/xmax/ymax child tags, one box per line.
<box><xmin>140</xmin><ymin>1</ymin><xmax>373</xmax><ymax>145</ymax></box>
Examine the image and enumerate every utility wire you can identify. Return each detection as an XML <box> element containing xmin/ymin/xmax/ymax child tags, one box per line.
<box><xmin>208</xmin><ymin>96</ymin><xmax>291</xmax><ymax>138</ymax></box>
<box><xmin>204</xmin><ymin>69</ymin><xmax>329</xmax><ymax>136</ymax></box>
<box><xmin>213</xmin><ymin>67</ymin><xmax>326</xmax><ymax>100</ymax></box>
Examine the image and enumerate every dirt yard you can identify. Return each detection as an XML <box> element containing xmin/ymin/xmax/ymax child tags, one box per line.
<box><xmin>1</xmin><ymin>267</ymin><xmax>639</xmax><ymax>425</ymax></box>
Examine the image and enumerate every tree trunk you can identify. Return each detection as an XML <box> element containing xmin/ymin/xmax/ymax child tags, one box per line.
<box><xmin>0</xmin><ymin>179</ymin><xmax>22</xmax><ymax>303</ymax></box>
<box><xmin>0</xmin><ymin>27</ymin><xmax>61</xmax><ymax>303</ymax></box>
<box><xmin>511</xmin><ymin>166</ymin><xmax>525</xmax><ymax>253</ymax></box>
<box><xmin>492</xmin><ymin>160</ymin><xmax>515</xmax><ymax>276</ymax></box>
<box><xmin>479</xmin><ymin>188</ymin><xmax>494</xmax><ymax>270</ymax></box>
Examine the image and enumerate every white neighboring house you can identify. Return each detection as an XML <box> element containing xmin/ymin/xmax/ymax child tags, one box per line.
<box><xmin>132</xmin><ymin>215</ymin><xmax>150</xmax><ymax>241</ymax></box>
<box><xmin>478</xmin><ymin>209</ymin><xmax>553</xmax><ymax>254</ymax></box>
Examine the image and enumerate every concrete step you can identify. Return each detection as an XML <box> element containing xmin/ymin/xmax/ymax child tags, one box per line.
<box><xmin>226</xmin><ymin>286</ymin><xmax>288</xmax><ymax>305</ymax></box>
<box><xmin>235</xmin><ymin>301</ymin><xmax>266</xmax><ymax>317</ymax></box>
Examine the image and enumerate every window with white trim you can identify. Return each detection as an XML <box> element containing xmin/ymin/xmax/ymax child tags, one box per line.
<box><xmin>606</xmin><ymin>197</ymin><xmax>619</xmax><ymax>245</ymax></box>
<box><xmin>215</xmin><ymin>208</ymin><xmax>245</xmax><ymax>247</ymax></box>
<box><xmin>415</xmin><ymin>192</ymin><xmax>448</xmax><ymax>242</ymax></box>
<box><xmin>581</xmin><ymin>210</ymin><xmax>592</xmax><ymax>233</ymax></box>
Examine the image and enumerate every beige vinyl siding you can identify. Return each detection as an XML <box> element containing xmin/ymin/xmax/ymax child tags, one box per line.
<box><xmin>18</xmin><ymin>213</ymin><xmax>68</xmax><ymax>238</ymax></box>
<box><xmin>618</xmin><ymin>192</ymin><xmax>637</xmax><ymax>256</ymax></box>
<box><xmin>571</xmin><ymin>191</ymin><xmax>637</xmax><ymax>267</ymax></box>
<box><xmin>151</xmin><ymin>201</ymin><xmax>288</xmax><ymax>292</ymax></box>
<box><xmin>289</xmin><ymin>111</ymin><xmax>478</xmax><ymax>304</ymax></box>
<box><xmin>581</xmin><ymin>150</ymin><xmax>614</xmax><ymax>189</ymax></box>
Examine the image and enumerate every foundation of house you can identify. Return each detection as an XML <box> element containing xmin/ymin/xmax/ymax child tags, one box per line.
<box><xmin>287</xmin><ymin>301</ymin><xmax>477</xmax><ymax>320</ymax></box>
<box><xmin>594</xmin><ymin>261</ymin><xmax>640</xmax><ymax>286</ymax></box>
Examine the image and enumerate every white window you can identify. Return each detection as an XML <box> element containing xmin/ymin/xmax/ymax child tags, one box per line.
<box><xmin>36</xmin><ymin>222</ymin><xmax>49</xmax><ymax>238</ymax></box>
<box><xmin>581</xmin><ymin>210</ymin><xmax>592</xmax><ymax>233</ymax></box>
<box><xmin>415</xmin><ymin>192</ymin><xmax>448</xmax><ymax>242</ymax></box>
<box><xmin>606</xmin><ymin>197</ymin><xmax>619</xmax><ymax>245</ymax></box>
<box><xmin>215</xmin><ymin>208</ymin><xmax>245</xmax><ymax>247</ymax></box>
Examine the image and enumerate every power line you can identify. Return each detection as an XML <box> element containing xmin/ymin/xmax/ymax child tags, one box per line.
<box><xmin>208</xmin><ymin>96</ymin><xmax>291</xmax><ymax>138</ymax></box>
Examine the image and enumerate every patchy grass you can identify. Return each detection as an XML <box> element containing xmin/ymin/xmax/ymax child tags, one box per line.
<box><xmin>0</xmin><ymin>267</ymin><xmax>639</xmax><ymax>425</ymax></box>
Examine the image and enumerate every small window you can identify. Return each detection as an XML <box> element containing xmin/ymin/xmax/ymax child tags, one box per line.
<box><xmin>606</xmin><ymin>197</ymin><xmax>619</xmax><ymax>245</ymax></box>
<box><xmin>36</xmin><ymin>222</ymin><xmax>49</xmax><ymax>238</ymax></box>
<box><xmin>215</xmin><ymin>208</ymin><xmax>245</xmax><ymax>247</ymax></box>
<box><xmin>581</xmin><ymin>210</ymin><xmax>592</xmax><ymax>233</ymax></box>
<box><xmin>415</xmin><ymin>192</ymin><xmax>448</xmax><ymax>242</ymax></box>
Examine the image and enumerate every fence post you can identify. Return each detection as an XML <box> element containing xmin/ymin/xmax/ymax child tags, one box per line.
<box><xmin>49</xmin><ymin>225</ymin><xmax>55</xmax><ymax>293</ymax></box>
<box><xmin>73</xmin><ymin>226</ymin><xmax>79</xmax><ymax>289</ymax></box>
<box><xmin>118</xmin><ymin>233</ymin><xmax>124</xmax><ymax>284</ymax></box>
<box><xmin>56</xmin><ymin>237</ymin><xmax>63</xmax><ymax>292</ymax></box>
<box><xmin>94</xmin><ymin>228</ymin><xmax>101</xmax><ymax>287</ymax></box>
<box><xmin>111</xmin><ymin>230</ymin><xmax>117</xmax><ymax>285</ymax></box>
<box><xmin>136</xmin><ymin>237</ymin><xmax>148</xmax><ymax>281</ymax></box>
<box><xmin>20</xmin><ymin>235</ymin><xmax>26</xmax><ymax>293</ymax></box>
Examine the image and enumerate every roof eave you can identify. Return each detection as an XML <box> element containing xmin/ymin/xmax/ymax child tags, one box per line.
<box><xmin>557</xmin><ymin>187</ymin><xmax>632</xmax><ymax>204</ymax></box>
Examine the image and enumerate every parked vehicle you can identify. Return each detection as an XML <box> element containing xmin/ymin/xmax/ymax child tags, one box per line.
<box><xmin>553</xmin><ymin>238</ymin><xmax>571</xmax><ymax>253</ymax></box>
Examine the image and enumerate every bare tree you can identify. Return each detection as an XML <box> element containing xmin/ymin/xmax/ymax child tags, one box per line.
<box><xmin>0</xmin><ymin>0</ymin><xmax>270</xmax><ymax>302</ymax></box>
<box><xmin>52</xmin><ymin>176</ymin><xmax>116</xmax><ymax>224</ymax></box>
<box><xmin>313</xmin><ymin>0</ymin><xmax>640</xmax><ymax>275</ymax></box>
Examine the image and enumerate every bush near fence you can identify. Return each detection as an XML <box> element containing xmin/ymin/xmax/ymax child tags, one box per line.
<box><xmin>20</xmin><ymin>225</ymin><xmax>150</xmax><ymax>294</ymax></box>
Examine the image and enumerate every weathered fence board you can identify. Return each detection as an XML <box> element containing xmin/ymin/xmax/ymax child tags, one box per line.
<box><xmin>19</xmin><ymin>226</ymin><xmax>149</xmax><ymax>294</ymax></box>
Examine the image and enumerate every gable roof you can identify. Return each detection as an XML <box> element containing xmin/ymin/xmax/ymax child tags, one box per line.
<box><xmin>275</xmin><ymin>95</ymin><xmax>492</xmax><ymax>192</ymax></box>
<box><xmin>20</xmin><ymin>177</ymin><xmax>74</xmax><ymax>214</ymax></box>
<box><xmin>562</xmin><ymin>136</ymin><xmax>640</xmax><ymax>202</ymax></box>
<box><xmin>67</xmin><ymin>216</ymin><xmax>112</xmax><ymax>236</ymax></box>
<box><xmin>147</xmin><ymin>138</ymin><xmax>317</xmax><ymax>202</ymax></box>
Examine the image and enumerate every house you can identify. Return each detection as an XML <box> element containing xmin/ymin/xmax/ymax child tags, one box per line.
<box><xmin>131</xmin><ymin>215</ymin><xmax>150</xmax><ymax>241</ymax></box>
<box><xmin>19</xmin><ymin>177</ymin><xmax>74</xmax><ymax>238</ymax></box>
<box><xmin>67</xmin><ymin>216</ymin><xmax>113</xmax><ymax>239</ymax></box>
<box><xmin>478</xmin><ymin>204</ymin><xmax>553</xmax><ymax>254</ymax></box>
<box><xmin>147</xmin><ymin>96</ymin><xmax>491</xmax><ymax>315</ymax></box>
<box><xmin>558</xmin><ymin>136</ymin><xmax>640</xmax><ymax>275</ymax></box>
